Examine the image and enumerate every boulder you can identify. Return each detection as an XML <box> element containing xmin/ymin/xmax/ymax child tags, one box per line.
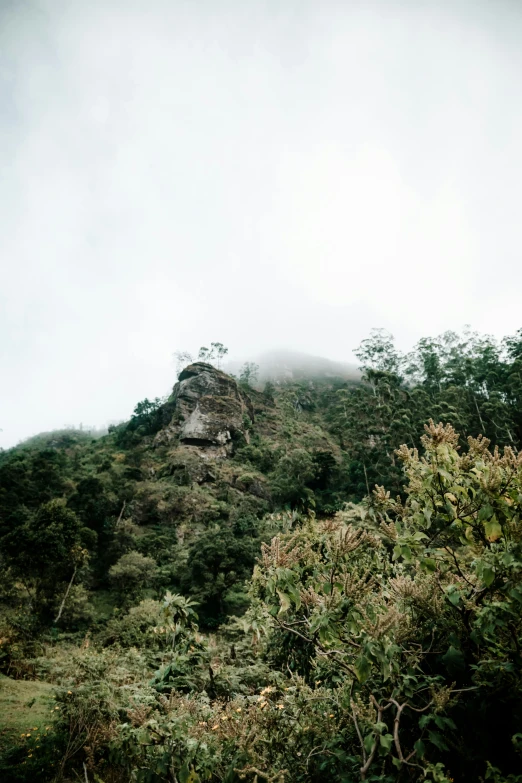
<box><xmin>165</xmin><ymin>363</ymin><xmax>253</xmax><ymax>451</ymax></box>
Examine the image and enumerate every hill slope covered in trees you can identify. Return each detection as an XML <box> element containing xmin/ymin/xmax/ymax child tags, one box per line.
<box><xmin>1</xmin><ymin>327</ymin><xmax>522</xmax><ymax>782</ymax></box>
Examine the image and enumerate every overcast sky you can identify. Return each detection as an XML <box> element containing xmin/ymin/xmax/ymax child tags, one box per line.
<box><xmin>1</xmin><ymin>0</ymin><xmax>522</xmax><ymax>447</ymax></box>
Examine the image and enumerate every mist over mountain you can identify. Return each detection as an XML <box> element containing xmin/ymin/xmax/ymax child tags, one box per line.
<box><xmin>226</xmin><ymin>349</ymin><xmax>361</xmax><ymax>384</ymax></box>
<box><xmin>3</xmin><ymin>0</ymin><xmax>522</xmax><ymax>777</ymax></box>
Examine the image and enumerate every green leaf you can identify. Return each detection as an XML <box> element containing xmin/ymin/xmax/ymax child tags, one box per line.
<box><xmin>482</xmin><ymin>566</ymin><xmax>495</xmax><ymax>587</ymax></box>
<box><xmin>414</xmin><ymin>739</ymin><xmax>425</xmax><ymax>758</ymax></box>
<box><xmin>287</xmin><ymin>583</ymin><xmax>302</xmax><ymax>609</ymax></box>
<box><xmin>512</xmin><ymin>733</ymin><xmax>522</xmax><ymax>750</ymax></box>
<box><xmin>276</xmin><ymin>590</ymin><xmax>292</xmax><ymax>614</ymax></box>
<box><xmin>355</xmin><ymin>655</ymin><xmax>371</xmax><ymax>684</ymax></box>
<box><xmin>479</xmin><ymin>504</ymin><xmax>494</xmax><ymax>522</ymax></box>
<box><xmin>380</xmin><ymin>733</ymin><xmax>393</xmax><ymax>751</ymax></box>
<box><xmin>401</xmin><ymin>544</ymin><xmax>413</xmax><ymax>563</ymax></box>
<box><xmin>446</xmin><ymin>588</ymin><xmax>461</xmax><ymax>606</ymax></box>
<box><xmin>484</xmin><ymin>515</ymin><xmax>502</xmax><ymax>542</ymax></box>
<box><xmin>434</xmin><ymin>715</ymin><xmax>457</xmax><ymax>730</ymax></box>
<box><xmin>419</xmin><ymin>714</ymin><xmax>431</xmax><ymax>729</ymax></box>
<box><xmin>323</xmin><ymin>581</ymin><xmax>332</xmax><ymax>595</ymax></box>
<box><xmin>137</xmin><ymin>727</ymin><xmax>151</xmax><ymax>745</ymax></box>
<box><xmin>510</xmin><ymin>587</ymin><xmax>522</xmax><ymax>603</ymax></box>
<box><xmin>179</xmin><ymin>766</ymin><xmax>200</xmax><ymax>783</ymax></box>
<box><xmin>363</xmin><ymin>732</ymin><xmax>375</xmax><ymax>755</ymax></box>
<box><xmin>428</xmin><ymin>730</ymin><xmax>449</xmax><ymax>751</ymax></box>
<box><xmin>442</xmin><ymin>645</ymin><xmax>465</xmax><ymax>676</ymax></box>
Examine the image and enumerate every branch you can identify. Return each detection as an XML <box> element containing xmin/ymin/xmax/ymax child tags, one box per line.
<box><xmin>54</xmin><ymin>566</ymin><xmax>77</xmax><ymax>624</ymax></box>
<box><xmin>443</xmin><ymin>546</ymin><xmax>475</xmax><ymax>588</ymax></box>
<box><xmin>276</xmin><ymin>619</ymin><xmax>359</xmax><ymax>678</ymax></box>
<box><xmin>387</xmin><ymin>698</ymin><xmax>432</xmax><ymax>771</ymax></box>
<box><xmin>117</xmin><ymin>501</ymin><xmax>126</xmax><ymax>524</ymax></box>
<box><xmin>359</xmin><ymin>700</ymin><xmax>384</xmax><ymax>780</ymax></box>
<box><xmin>234</xmin><ymin>766</ymin><xmax>287</xmax><ymax>782</ymax></box>
<box><xmin>351</xmin><ymin>703</ymin><xmax>367</xmax><ymax>765</ymax></box>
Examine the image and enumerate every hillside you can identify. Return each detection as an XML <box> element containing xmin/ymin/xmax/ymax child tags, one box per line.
<box><xmin>1</xmin><ymin>327</ymin><xmax>522</xmax><ymax>782</ymax></box>
<box><xmin>0</xmin><ymin>359</ymin><xmax>355</xmax><ymax>629</ymax></box>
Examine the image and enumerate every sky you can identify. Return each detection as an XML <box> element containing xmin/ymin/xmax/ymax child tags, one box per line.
<box><xmin>1</xmin><ymin>0</ymin><xmax>522</xmax><ymax>447</ymax></box>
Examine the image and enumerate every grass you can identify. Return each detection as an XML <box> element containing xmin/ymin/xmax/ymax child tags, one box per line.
<box><xmin>0</xmin><ymin>674</ymin><xmax>55</xmax><ymax>753</ymax></box>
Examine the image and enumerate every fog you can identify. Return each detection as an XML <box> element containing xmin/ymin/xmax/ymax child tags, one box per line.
<box><xmin>2</xmin><ymin>0</ymin><xmax>522</xmax><ymax>447</ymax></box>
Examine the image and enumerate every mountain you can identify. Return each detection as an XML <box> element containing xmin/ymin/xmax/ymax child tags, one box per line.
<box><xmin>0</xmin><ymin>360</ymin><xmax>351</xmax><ymax>625</ymax></box>
<box><xmin>225</xmin><ymin>349</ymin><xmax>360</xmax><ymax>383</ymax></box>
<box><xmin>2</xmin><ymin>328</ymin><xmax>522</xmax><ymax>782</ymax></box>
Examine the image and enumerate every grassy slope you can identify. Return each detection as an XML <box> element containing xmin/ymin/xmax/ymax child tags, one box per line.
<box><xmin>0</xmin><ymin>674</ymin><xmax>55</xmax><ymax>753</ymax></box>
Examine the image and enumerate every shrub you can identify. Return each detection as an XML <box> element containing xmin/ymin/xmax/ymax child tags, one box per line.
<box><xmin>108</xmin><ymin>551</ymin><xmax>157</xmax><ymax>602</ymax></box>
<box><xmin>100</xmin><ymin>599</ymin><xmax>165</xmax><ymax>649</ymax></box>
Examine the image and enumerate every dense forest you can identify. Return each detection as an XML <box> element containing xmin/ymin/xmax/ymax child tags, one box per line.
<box><xmin>1</xmin><ymin>327</ymin><xmax>522</xmax><ymax>783</ymax></box>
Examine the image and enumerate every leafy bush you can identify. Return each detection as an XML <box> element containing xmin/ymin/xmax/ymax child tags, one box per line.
<box><xmin>100</xmin><ymin>599</ymin><xmax>165</xmax><ymax>649</ymax></box>
<box><xmin>251</xmin><ymin>421</ymin><xmax>522</xmax><ymax>780</ymax></box>
<box><xmin>108</xmin><ymin>551</ymin><xmax>157</xmax><ymax>602</ymax></box>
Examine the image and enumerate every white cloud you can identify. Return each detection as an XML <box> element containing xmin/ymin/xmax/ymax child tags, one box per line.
<box><xmin>1</xmin><ymin>0</ymin><xmax>522</xmax><ymax>446</ymax></box>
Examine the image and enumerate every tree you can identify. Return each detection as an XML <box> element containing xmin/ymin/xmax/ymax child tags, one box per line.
<box><xmin>331</xmin><ymin>370</ymin><xmax>413</xmax><ymax>498</ymax></box>
<box><xmin>1</xmin><ymin>499</ymin><xmax>95</xmax><ymax>618</ymax></box>
<box><xmin>158</xmin><ymin>591</ymin><xmax>199</xmax><ymax>649</ymax></box>
<box><xmin>67</xmin><ymin>476</ymin><xmax>114</xmax><ymax>538</ymax></box>
<box><xmin>108</xmin><ymin>551</ymin><xmax>157</xmax><ymax>602</ymax></box>
<box><xmin>197</xmin><ymin>345</ymin><xmax>211</xmax><ymax>362</ymax></box>
<box><xmin>132</xmin><ymin>398</ymin><xmax>163</xmax><ymax>420</ymax></box>
<box><xmin>212</xmin><ymin>342</ymin><xmax>228</xmax><ymax>369</ymax></box>
<box><xmin>269</xmin><ymin>448</ymin><xmax>317</xmax><ymax>509</ymax></box>
<box><xmin>239</xmin><ymin>362</ymin><xmax>259</xmax><ymax>388</ymax></box>
<box><xmin>254</xmin><ymin>420</ymin><xmax>522</xmax><ymax>781</ymax></box>
<box><xmin>263</xmin><ymin>381</ymin><xmax>276</xmax><ymax>402</ymax></box>
<box><xmin>355</xmin><ymin>328</ymin><xmax>401</xmax><ymax>377</ymax></box>
<box><xmin>183</xmin><ymin>528</ymin><xmax>258</xmax><ymax>622</ymax></box>
<box><xmin>197</xmin><ymin>342</ymin><xmax>229</xmax><ymax>369</ymax></box>
<box><xmin>126</xmin><ymin>397</ymin><xmax>165</xmax><ymax>437</ymax></box>
<box><xmin>173</xmin><ymin>350</ymin><xmax>193</xmax><ymax>375</ymax></box>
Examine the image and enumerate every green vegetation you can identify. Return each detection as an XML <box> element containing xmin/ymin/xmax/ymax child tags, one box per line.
<box><xmin>0</xmin><ymin>675</ymin><xmax>54</xmax><ymax>753</ymax></box>
<box><xmin>1</xmin><ymin>327</ymin><xmax>522</xmax><ymax>781</ymax></box>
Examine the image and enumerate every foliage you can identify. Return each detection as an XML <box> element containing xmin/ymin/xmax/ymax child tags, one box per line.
<box><xmin>2</xmin><ymin>326</ymin><xmax>522</xmax><ymax>781</ymax></box>
<box><xmin>198</xmin><ymin>342</ymin><xmax>229</xmax><ymax>368</ymax></box>
<box><xmin>128</xmin><ymin>397</ymin><xmax>170</xmax><ymax>437</ymax></box>
<box><xmin>251</xmin><ymin>421</ymin><xmax>522</xmax><ymax>780</ymax></box>
<box><xmin>174</xmin><ymin>350</ymin><xmax>194</xmax><ymax>375</ymax></box>
<box><xmin>0</xmin><ymin>674</ymin><xmax>60</xmax><ymax>783</ymax></box>
<box><xmin>108</xmin><ymin>551</ymin><xmax>157</xmax><ymax>601</ymax></box>
<box><xmin>325</xmin><ymin>326</ymin><xmax>522</xmax><ymax>501</ymax></box>
<box><xmin>1</xmin><ymin>500</ymin><xmax>94</xmax><ymax>620</ymax></box>
<box><xmin>240</xmin><ymin>362</ymin><xmax>260</xmax><ymax>388</ymax></box>
<box><xmin>100</xmin><ymin>599</ymin><xmax>165</xmax><ymax>649</ymax></box>
<box><xmin>182</xmin><ymin>529</ymin><xmax>259</xmax><ymax>623</ymax></box>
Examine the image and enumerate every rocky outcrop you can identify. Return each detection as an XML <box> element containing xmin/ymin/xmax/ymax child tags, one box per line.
<box><xmin>157</xmin><ymin>363</ymin><xmax>253</xmax><ymax>453</ymax></box>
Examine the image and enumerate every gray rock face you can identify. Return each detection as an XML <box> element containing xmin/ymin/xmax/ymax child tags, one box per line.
<box><xmin>167</xmin><ymin>362</ymin><xmax>253</xmax><ymax>451</ymax></box>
